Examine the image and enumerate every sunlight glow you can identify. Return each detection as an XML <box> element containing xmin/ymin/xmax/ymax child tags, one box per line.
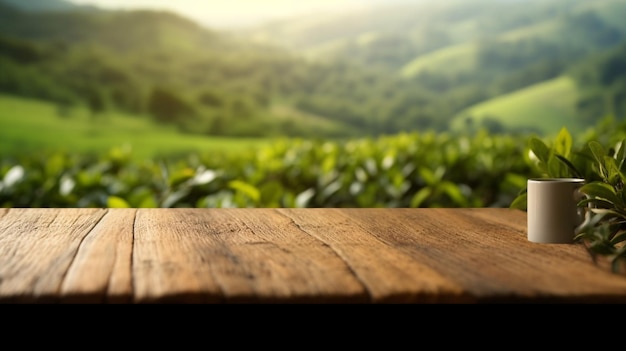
<box><xmin>66</xmin><ymin>0</ymin><xmax>373</xmax><ymax>28</ymax></box>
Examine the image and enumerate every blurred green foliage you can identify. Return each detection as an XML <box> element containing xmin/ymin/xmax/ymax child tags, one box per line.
<box><xmin>7</xmin><ymin>115</ymin><xmax>626</xmax><ymax>211</ymax></box>
<box><xmin>1</xmin><ymin>130</ymin><xmax>532</xmax><ymax>209</ymax></box>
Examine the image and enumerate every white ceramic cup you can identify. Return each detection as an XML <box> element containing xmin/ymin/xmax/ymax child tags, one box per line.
<box><xmin>527</xmin><ymin>178</ymin><xmax>586</xmax><ymax>243</ymax></box>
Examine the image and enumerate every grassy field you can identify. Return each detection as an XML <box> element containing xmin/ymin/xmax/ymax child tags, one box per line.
<box><xmin>400</xmin><ymin>42</ymin><xmax>478</xmax><ymax>78</ymax></box>
<box><xmin>0</xmin><ymin>94</ymin><xmax>271</xmax><ymax>160</ymax></box>
<box><xmin>450</xmin><ymin>75</ymin><xmax>583</xmax><ymax>136</ymax></box>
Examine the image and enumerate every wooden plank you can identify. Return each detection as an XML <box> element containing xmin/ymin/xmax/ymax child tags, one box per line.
<box><xmin>60</xmin><ymin>209</ymin><xmax>136</xmax><ymax>303</ymax></box>
<box><xmin>349</xmin><ymin>208</ymin><xmax>626</xmax><ymax>303</ymax></box>
<box><xmin>132</xmin><ymin>208</ymin><xmax>366</xmax><ymax>303</ymax></box>
<box><xmin>277</xmin><ymin>208</ymin><xmax>467</xmax><ymax>303</ymax></box>
<box><xmin>1</xmin><ymin>208</ymin><xmax>625</xmax><ymax>303</ymax></box>
<box><xmin>132</xmin><ymin>208</ymin><xmax>224</xmax><ymax>303</ymax></box>
<box><xmin>0</xmin><ymin>208</ymin><xmax>105</xmax><ymax>303</ymax></box>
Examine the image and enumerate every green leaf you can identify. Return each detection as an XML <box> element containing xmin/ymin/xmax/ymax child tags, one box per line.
<box><xmin>547</xmin><ymin>156</ymin><xmax>565</xmax><ymax>178</ymax></box>
<box><xmin>555</xmin><ymin>154</ymin><xmax>582</xmax><ymax>178</ymax></box>
<box><xmin>554</xmin><ymin>127</ymin><xmax>572</xmax><ymax>158</ymax></box>
<box><xmin>604</xmin><ymin>155</ymin><xmax>621</xmax><ymax>186</ymax></box>
<box><xmin>410</xmin><ymin>187</ymin><xmax>432</xmax><ymax>208</ymax></box>
<box><xmin>259</xmin><ymin>181</ymin><xmax>284</xmax><ymax>207</ymax></box>
<box><xmin>440</xmin><ymin>181</ymin><xmax>467</xmax><ymax>207</ymax></box>
<box><xmin>138</xmin><ymin>195</ymin><xmax>158</xmax><ymax>208</ymax></box>
<box><xmin>107</xmin><ymin>196</ymin><xmax>131</xmax><ymax>208</ymax></box>
<box><xmin>503</xmin><ymin>173</ymin><xmax>527</xmax><ymax>190</ymax></box>
<box><xmin>418</xmin><ymin>167</ymin><xmax>437</xmax><ymax>186</ymax></box>
<box><xmin>45</xmin><ymin>153</ymin><xmax>65</xmax><ymax>177</ymax></box>
<box><xmin>295</xmin><ymin>188</ymin><xmax>315</xmax><ymax>208</ymax></box>
<box><xmin>510</xmin><ymin>193</ymin><xmax>527</xmax><ymax>210</ymax></box>
<box><xmin>589</xmin><ymin>140</ymin><xmax>606</xmax><ymax>162</ymax></box>
<box><xmin>228</xmin><ymin>180</ymin><xmax>260</xmax><ymax>203</ymax></box>
<box><xmin>169</xmin><ymin>167</ymin><xmax>195</xmax><ymax>187</ymax></box>
<box><xmin>578</xmin><ymin>197</ymin><xmax>613</xmax><ymax>209</ymax></box>
<box><xmin>580</xmin><ymin>182</ymin><xmax>623</xmax><ymax>207</ymax></box>
<box><xmin>610</xmin><ymin>231</ymin><xmax>626</xmax><ymax>246</ymax></box>
<box><xmin>529</xmin><ymin>137</ymin><xmax>551</xmax><ymax>166</ymax></box>
<box><xmin>2</xmin><ymin>165</ymin><xmax>24</xmax><ymax>188</ymax></box>
<box><xmin>588</xmin><ymin>208</ymin><xmax>626</xmax><ymax>218</ymax></box>
<box><xmin>614</xmin><ymin>139</ymin><xmax>626</xmax><ymax>171</ymax></box>
<box><xmin>321</xmin><ymin>156</ymin><xmax>336</xmax><ymax>174</ymax></box>
<box><xmin>588</xmin><ymin>141</ymin><xmax>607</xmax><ymax>179</ymax></box>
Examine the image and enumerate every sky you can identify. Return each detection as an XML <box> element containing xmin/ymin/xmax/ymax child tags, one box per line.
<box><xmin>65</xmin><ymin>0</ymin><xmax>397</xmax><ymax>29</ymax></box>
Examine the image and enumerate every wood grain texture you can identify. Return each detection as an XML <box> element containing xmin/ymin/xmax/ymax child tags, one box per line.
<box><xmin>1</xmin><ymin>207</ymin><xmax>625</xmax><ymax>303</ymax></box>
<box><xmin>0</xmin><ymin>208</ymin><xmax>106</xmax><ymax>303</ymax></box>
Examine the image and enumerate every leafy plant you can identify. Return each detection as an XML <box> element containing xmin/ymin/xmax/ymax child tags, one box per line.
<box><xmin>511</xmin><ymin>127</ymin><xmax>626</xmax><ymax>273</ymax></box>
<box><xmin>1</xmin><ymin>130</ymin><xmax>533</xmax><ymax>209</ymax></box>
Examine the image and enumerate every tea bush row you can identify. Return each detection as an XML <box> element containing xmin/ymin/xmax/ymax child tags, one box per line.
<box><xmin>0</xmin><ymin>129</ymin><xmax>544</xmax><ymax>208</ymax></box>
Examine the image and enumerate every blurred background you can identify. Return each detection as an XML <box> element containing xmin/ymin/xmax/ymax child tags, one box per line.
<box><xmin>1</xmin><ymin>0</ymin><xmax>626</xmax><ymax>208</ymax></box>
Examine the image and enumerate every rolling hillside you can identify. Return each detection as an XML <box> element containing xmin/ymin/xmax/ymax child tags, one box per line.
<box><xmin>453</xmin><ymin>40</ymin><xmax>626</xmax><ymax>135</ymax></box>
<box><xmin>400</xmin><ymin>43</ymin><xmax>478</xmax><ymax>78</ymax></box>
<box><xmin>451</xmin><ymin>76</ymin><xmax>581</xmax><ymax>135</ymax></box>
<box><xmin>240</xmin><ymin>0</ymin><xmax>626</xmax><ymax>134</ymax></box>
<box><xmin>1</xmin><ymin>0</ymin><xmax>626</xmax><ymax>139</ymax></box>
<box><xmin>0</xmin><ymin>93</ymin><xmax>269</xmax><ymax>160</ymax></box>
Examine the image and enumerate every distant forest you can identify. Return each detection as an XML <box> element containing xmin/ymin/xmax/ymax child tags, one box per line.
<box><xmin>0</xmin><ymin>0</ymin><xmax>626</xmax><ymax>138</ymax></box>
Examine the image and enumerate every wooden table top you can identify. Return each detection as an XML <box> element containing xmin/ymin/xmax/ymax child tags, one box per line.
<box><xmin>1</xmin><ymin>207</ymin><xmax>625</xmax><ymax>304</ymax></box>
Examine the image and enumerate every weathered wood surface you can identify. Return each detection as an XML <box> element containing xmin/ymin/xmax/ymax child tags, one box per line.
<box><xmin>0</xmin><ymin>207</ymin><xmax>625</xmax><ymax>303</ymax></box>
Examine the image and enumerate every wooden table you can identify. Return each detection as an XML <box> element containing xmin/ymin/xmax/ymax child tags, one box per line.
<box><xmin>1</xmin><ymin>207</ymin><xmax>625</xmax><ymax>304</ymax></box>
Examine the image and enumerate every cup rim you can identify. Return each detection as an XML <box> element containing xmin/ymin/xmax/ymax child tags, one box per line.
<box><xmin>528</xmin><ymin>177</ymin><xmax>585</xmax><ymax>183</ymax></box>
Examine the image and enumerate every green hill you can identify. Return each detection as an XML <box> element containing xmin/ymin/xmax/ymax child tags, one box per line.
<box><xmin>0</xmin><ymin>1</ymin><xmax>449</xmax><ymax>137</ymax></box>
<box><xmin>2</xmin><ymin>0</ymin><xmax>626</xmax><ymax>139</ymax></box>
<box><xmin>0</xmin><ymin>94</ymin><xmax>269</xmax><ymax>160</ymax></box>
<box><xmin>451</xmin><ymin>76</ymin><xmax>581</xmax><ymax>135</ymax></box>
<box><xmin>400</xmin><ymin>43</ymin><xmax>478</xmax><ymax>78</ymax></box>
<box><xmin>244</xmin><ymin>0</ymin><xmax>626</xmax><ymax>135</ymax></box>
<box><xmin>0</xmin><ymin>0</ymin><xmax>88</xmax><ymax>12</ymax></box>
